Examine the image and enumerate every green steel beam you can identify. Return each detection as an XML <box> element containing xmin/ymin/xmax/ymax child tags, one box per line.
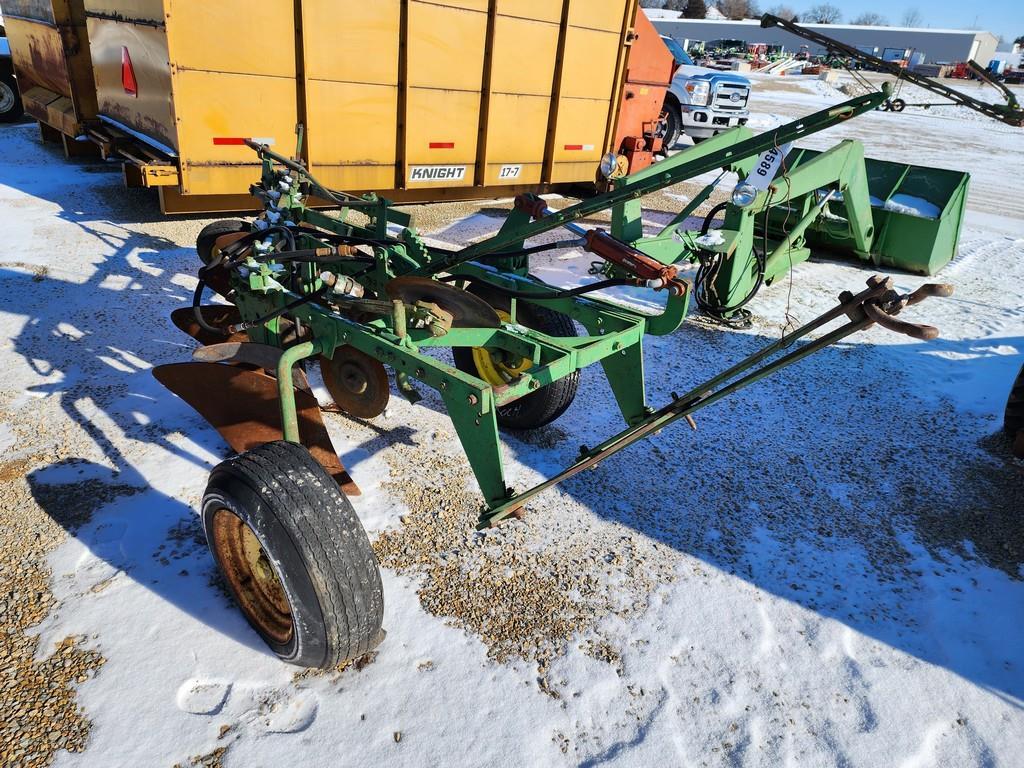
<box><xmin>426</xmin><ymin>88</ymin><xmax>888</xmax><ymax>271</ymax></box>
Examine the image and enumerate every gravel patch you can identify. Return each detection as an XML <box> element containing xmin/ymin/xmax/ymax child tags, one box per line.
<box><xmin>0</xmin><ymin>449</ymin><xmax>106</xmax><ymax>768</ymax></box>
<box><xmin>371</xmin><ymin>427</ymin><xmax>678</xmax><ymax>685</ymax></box>
<box><xmin>0</xmin><ymin>394</ymin><xmax>141</xmax><ymax>767</ymax></box>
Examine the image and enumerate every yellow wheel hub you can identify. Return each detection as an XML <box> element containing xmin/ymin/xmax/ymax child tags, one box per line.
<box><xmin>470</xmin><ymin>309</ymin><xmax>532</xmax><ymax>386</ymax></box>
<box><xmin>211</xmin><ymin>508</ymin><xmax>293</xmax><ymax>645</ymax></box>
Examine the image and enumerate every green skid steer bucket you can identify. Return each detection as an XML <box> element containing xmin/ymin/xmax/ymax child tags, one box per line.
<box><xmin>766</xmin><ymin>148</ymin><xmax>970</xmax><ymax>276</ymax></box>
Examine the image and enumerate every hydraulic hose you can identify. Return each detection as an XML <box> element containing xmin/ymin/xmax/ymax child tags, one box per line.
<box><xmin>445</xmin><ymin>273</ymin><xmax>638</xmax><ymax>300</ymax></box>
<box><xmin>693</xmin><ymin>203</ymin><xmax>766</xmax><ymax>325</ymax></box>
<box><xmin>191</xmin><ymin>280</ymin><xmax>230</xmax><ymax>337</ymax></box>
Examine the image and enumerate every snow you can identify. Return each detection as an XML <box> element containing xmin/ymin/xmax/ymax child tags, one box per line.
<box><xmin>695</xmin><ymin>230</ymin><xmax>726</xmax><ymax>248</ymax></box>
<box><xmin>884</xmin><ymin>194</ymin><xmax>942</xmax><ymax>219</ymax></box>
<box><xmin>2</xmin><ymin>65</ymin><xmax>1024</xmax><ymax>768</ymax></box>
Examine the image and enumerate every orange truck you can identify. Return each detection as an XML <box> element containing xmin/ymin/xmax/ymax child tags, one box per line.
<box><xmin>1</xmin><ymin>1</ymin><xmax>676</xmax><ymax>212</ymax></box>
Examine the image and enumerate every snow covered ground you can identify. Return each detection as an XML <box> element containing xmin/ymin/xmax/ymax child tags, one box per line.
<box><xmin>1</xmin><ymin>73</ymin><xmax>1022</xmax><ymax>768</ymax></box>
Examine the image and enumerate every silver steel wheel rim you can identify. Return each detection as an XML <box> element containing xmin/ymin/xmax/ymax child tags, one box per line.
<box><xmin>0</xmin><ymin>82</ymin><xmax>15</xmax><ymax>114</ymax></box>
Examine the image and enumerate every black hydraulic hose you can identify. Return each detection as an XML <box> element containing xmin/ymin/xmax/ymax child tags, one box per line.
<box><xmin>693</xmin><ymin>202</ymin><xmax>766</xmax><ymax>321</ymax></box>
<box><xmin>445</xmin><ymin>273</ymin><xmax>637</xmax><ymax>300</ymax></box>
<box><xmin>701</xmin><ymin>202</ymin><xmax>730</xmax><ymax>235</ymax></box>
<box><xmin>251</xmin><ymin>248</ymin><xmax>377</xmax><ymax>265</ymax></box>
<box><xmin>212</xmin><ymin>225</ymin><xmax>297</xmax><ymax>268</ymax></box>
<box><xmin>191</xmin><ymin>279</ymin><xmax>230</xmax><ymax>337</ymax></box>
<box><xmin>473</xmin><ymin>239</ymin><xmax>585</xmax><ymax>260</ymax></box>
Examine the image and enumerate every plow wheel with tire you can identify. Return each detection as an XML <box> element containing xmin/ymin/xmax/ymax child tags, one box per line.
<box><xmin>202</xmin><ymin>441</ymin><xmax>384</xmax><ymax>667</ymax></box>
<box><xmin>451</xmin><ymin>285</ymin><xmax>580</xmax><ymax>430</ymax></box>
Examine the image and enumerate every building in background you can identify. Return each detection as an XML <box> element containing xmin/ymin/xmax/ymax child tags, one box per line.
<box><xmin>650</xmin><ymin>16</ymin><xmax>999</xmax><ymax>66</ymax></box>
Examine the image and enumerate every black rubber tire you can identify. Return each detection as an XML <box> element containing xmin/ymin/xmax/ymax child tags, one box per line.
<box><xmin>890</xmin><ymin>98</ymin><xmax>906</xmax><ymax>113</ymax></box>
<box><xmin>196</xmin><ymin>219</ymin><xmax>249</xmax><ymax>266</ymax></box>
<box><xmin>452</xmin><ymin>285</ymin><xmax>580</xmax><ymax>430</ymax></box>
<box><xmin>0</xmin><ymin>72</ymin><xmax>24</xmax><ymax>124</ymax></box>
<box><xmin>1004</xmin><ymin>362</ymin><xmax>1024</xmax><ymax>436</ymax></box>
<box><xmin>201</xmin><ymin>441</ymin><xmax>384</xmax><ymax>668</ymax></box>
<box><xmin>662</xmin><ymin>99</ymin><xmax>682</xmax><ymax>151</ymax></box>
<box><xmin>691</xmin><ymin>136</ymin><xmax>706</xmax><ymax>145</ymax></box>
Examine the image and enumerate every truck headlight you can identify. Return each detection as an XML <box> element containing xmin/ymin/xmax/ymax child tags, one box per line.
<box><xmin>685</xmin><ymin>81</ymin><xmax>710</xmax><ymax>106</ymax></box>
<box><xmin>599</xmin><ymin>152</ymin><xmax>619</xmax><ymax>179</ymax></box>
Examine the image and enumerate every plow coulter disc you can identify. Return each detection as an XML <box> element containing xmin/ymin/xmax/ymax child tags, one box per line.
<box><xmin>319</xmin><ymin>347</ymin><xmax>390</xmax><ymax>419</ymax></box>
<box><xmin>385</xmin><ymin>276</ymin><xmax>502</xmax><ymax>328</ymax></box>
<box><xmin>152</xmin><ymin>362</ymin><xmax>359</xmax><ymax>495</ymax></box>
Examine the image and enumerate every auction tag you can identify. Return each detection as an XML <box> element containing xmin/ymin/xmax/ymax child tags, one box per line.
<box><xmin>744</xmin><ymin>142</ymin><xmax>793</xmax><ymax>191</ymax></box>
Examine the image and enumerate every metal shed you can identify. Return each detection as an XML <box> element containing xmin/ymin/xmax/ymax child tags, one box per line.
<box><xmin>651</xmin><ymin>17</ymin><xmax>999</xmax><ymax>66</ymax></box>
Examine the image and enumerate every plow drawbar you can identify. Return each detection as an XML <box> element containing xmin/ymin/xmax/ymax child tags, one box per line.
<box><xmin>153</xmin><ymin>88</ymin><xmax>954</xmax><ymax>669</ymax></box>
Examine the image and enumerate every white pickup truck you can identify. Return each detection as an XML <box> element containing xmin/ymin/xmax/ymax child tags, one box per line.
<box><xmin>660</xmin><ymin>35</ymin><xmax>751</xmax><ymax>146</ymax></box>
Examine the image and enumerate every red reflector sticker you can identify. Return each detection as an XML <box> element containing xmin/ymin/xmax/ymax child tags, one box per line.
<box><xmin>564</xmin><ymin>144</ymin><xmax>595</xmax><ymax>151</ymax></box>
<box><xmin>429</xmin><ymin>142</ymin><xmax>455</xmax><ymax>149</ymax></box>
<box><xmin>564</xmin><ymin>144</ymin><xmax>583</xmax><ymax>151</ymax></box>
<box><xmin>212</xmin><ymin>137</ymin><xmax>276</xmax><ymax>146</ymax></box>
<box><xmin>121</xmin><ymin>47</ymin><xmax>137</xmax><ymax>97</ymax></box>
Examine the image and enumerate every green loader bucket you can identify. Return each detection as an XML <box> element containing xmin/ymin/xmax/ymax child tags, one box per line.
<box><xmin>766</xmin><ymin>148</ymin><xmax>970</xmax><ymax>276</ymax></box>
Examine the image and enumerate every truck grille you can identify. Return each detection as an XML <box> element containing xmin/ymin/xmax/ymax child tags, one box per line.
<box><xmin>713</xmin><ymin>82</ymin><xmax>750</xmax><ymax>111</ymax></box>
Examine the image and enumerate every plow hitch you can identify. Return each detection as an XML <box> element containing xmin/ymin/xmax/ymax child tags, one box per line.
<box><xmin>478</xmin><ymin>276</ymin><xmax>953</xmax><ymax>527</ymax></box>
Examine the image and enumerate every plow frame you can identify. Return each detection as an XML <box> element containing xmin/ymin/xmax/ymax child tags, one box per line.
<box><xmin>184</xmin><ymin>85</ymin><xmax>951</xmax><ymax>526</ymax></box>
<box><xmin>233</xmin><ymin>262</ymin><xmax>685</xmax><ymax>513</ymax></box>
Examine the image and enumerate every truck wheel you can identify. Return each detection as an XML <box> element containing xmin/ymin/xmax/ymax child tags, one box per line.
<box><xmin>453</xmin><ymin>285</ymin><xmax>579</xmax><ymax>430</ymax></box>
<box><xmin>0</xmin><ymin>72</ymin><xmax>24</xmax><ymax>124</ymax></box>
<box><xmin>1004</xmin><ymin>363</ymin><xmax>1024</xmax><ymax>457</ymax></box>
<box><xmin>196</xmin><ymin>219</ymin><xmax>249</xmax><ymax>266</ymax></box>
<box><xmin>202</xmin><ymin>441</ymin><xmax>384</xmax><ymax>668</ymax></box>
<box><xmin>662</xmin><ymin>99</ymin><xmax>682</xmax><ymax>150</ymax></box>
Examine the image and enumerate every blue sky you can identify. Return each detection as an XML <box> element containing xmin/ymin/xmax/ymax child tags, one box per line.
<box><xmin>781</xmin><ymin>0</ymin><xmax>1023</xmax><ymax>41</ymax></box>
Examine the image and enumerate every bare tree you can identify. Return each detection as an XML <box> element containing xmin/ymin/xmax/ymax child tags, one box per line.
<box><xmin>717</xmin><ymin>0</ymin><xmax>754</xmax><ymax>19</ymax></box>
<box><xmin>852</xmin><ymin>12</ymin><xmax>888</xmax><ymax>25</ymax></box>
<box><xmin>767</xmin><ymin>4</ymin><xmax>797</xmax><ymax>20</ymax></box>
<box><xmin>684</xmin><ymin>0</ymin><xmax>708</xmax><ymax>19</ymax></box>
<box><xmin>639</xmin><ymin>0</ymin><xmax>666</xmax><ymax>8</ymax></box>
<box><xmin>665</xmin><ymin>0</ymin><xmax>689</xmax><ymax>10</ymax></box>
<box><xmin>901</xmin><ymin>7</ymin><xmax>922</xmax><ymax>27</ymax></box>
<box><xmin>805</xmin><ymin>3</ymin><xmax>842</xmax><ymax>23</ymax></box>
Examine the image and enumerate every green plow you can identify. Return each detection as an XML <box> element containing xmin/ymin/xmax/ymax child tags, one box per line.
<box><xmin>151</xmin><ymin>86</ymin><xmax>958</xmax><ymax>668</ymax></box>
<box><xmin>156</xmin><ymin>85</ymin><xmax>961</xmax><ymax>527</ymax></box>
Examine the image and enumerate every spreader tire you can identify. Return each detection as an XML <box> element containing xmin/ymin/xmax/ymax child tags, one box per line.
<box><xmin>452</xmin><ymin>285</ymin><xmax>579</xmax><ymax>430</ymax></box>
<box><xmin>1004</xmin><ymin>363</ymin><xmax>1024</xmax><ymax>455</ymax></box>
<box><xmin>890</xmin><ymin>98</ymin><xmax>906</xmax><ymax>113</ymax></box>
<box><xmin>201</xmin><ymin>441</ymin><xmax>383</xmax><ymax>668</ymax></box>
<box><xmin>197</xmin><ymin>219</ymin><xmax>249</xmax><ymax>266</ymax></box>
<box><xmin>0</xmin><ymin>72</ymin><xmax>23</xmax><ymax>124</ymax></box>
